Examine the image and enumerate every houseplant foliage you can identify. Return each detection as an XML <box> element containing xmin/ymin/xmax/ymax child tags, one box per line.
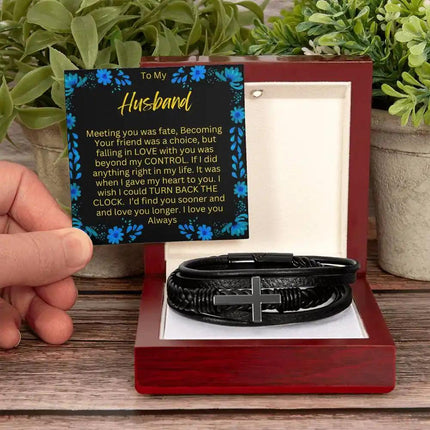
<box><xmin>247</xmin><ymin>0</ymin><xmax>430</xmax><ymax>280</ymax></box>
<box><xmin>248</xmin><ymin>0</ymin><xmax>430</xmax><ymax>127</ymax></box>
<box><xmin>0</xmin><ymin>0</ymin><xmax>263</xmax><ymax>145</ymax></box>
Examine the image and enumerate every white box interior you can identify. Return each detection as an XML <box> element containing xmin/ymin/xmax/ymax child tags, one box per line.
<box><xmin>162</xmin><ymin>81</ymin><xmax>368</xmax><ymax>340</ymax></box>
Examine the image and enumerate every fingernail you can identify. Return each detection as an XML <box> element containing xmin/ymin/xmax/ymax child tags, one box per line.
<box><xmin>62</xmin><ymin>229</ymin><xmax>93</xmax><ymax>269</ymax></box>
<box><xmin>14</xmin><ymin>331</ymin><xmax>21</xmax><ymax>348</ymax></box>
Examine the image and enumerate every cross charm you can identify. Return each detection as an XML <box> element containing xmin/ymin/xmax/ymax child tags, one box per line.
<box><xmin>213</xmin><ymin>276</ymin><xmax>281</xmax><ymax>323</ymax></box>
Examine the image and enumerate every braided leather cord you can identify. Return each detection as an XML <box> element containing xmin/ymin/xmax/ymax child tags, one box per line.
<box><xmin>167</xmin><ymin>275</ymin><xmax>333</xmax><ymax>313</ymax></box>
<box><xmin>166</xmin><ymin>256</ymin><xmax>355</xmax><ymax>326</ymax></box>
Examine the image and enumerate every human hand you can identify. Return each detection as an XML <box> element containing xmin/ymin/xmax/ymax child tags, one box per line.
<box><xmin>0</xmin><ymin>161</ymin><xmax>93</xmax><ymax>349</ymax></box>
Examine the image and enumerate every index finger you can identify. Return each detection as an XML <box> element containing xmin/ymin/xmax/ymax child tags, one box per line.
<box><xmin>0</xmin><ymin>161</ymin><xmax>71</xmax><ymax>232</ymax></box>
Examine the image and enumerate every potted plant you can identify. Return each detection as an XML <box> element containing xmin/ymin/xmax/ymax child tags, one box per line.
<box><xmin>0</xmin><ymin>0</ymin><xmax>263</xmax><ymax>277</ymax></box>
<box><xmin>246</xmin><ymin>0</ymin><xmax>430</xmax><ymax>280</ymax></box>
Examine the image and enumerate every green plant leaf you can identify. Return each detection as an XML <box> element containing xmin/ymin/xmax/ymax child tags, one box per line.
<box><xmin>355</xmin><ymin>6</ymin><xmax>369</xmax><ymax>21</ymax></box>
<box><xmin>317</xmin><ymin>32</ymin><xmax>341</xmax><ymax>46</ymax></box>
<box><xmin>296</xmin><ymin>21</ymin><xmax>316</xmax><ymax>33</ymax></box>
<box><xmin>395</xmin><ymin>30</ymin><xmax>413</xmax><ymax>43</ymax></box>
<box><xmin>412</xmin><ymin>105</ymin><xmax>425</xmax><ymax>127</ymax></box>
<box><xmin>90</xmin><ymin>7</ymin><xmax>124</xmax><ymax>29</ymax></box>
<box><xmin>10</xmin><ymin>66</ymin><xmax>52</xmax><ymax>106</ymax></box>
<box><xmin>159</xmin><ymin>1</ymin><xmax>194</xmax><ymax>24</ymax></box>
<box><xmin>160</xmin><ymin>25</ymin><xmax>182</xmax><ymax>55</ymax></box>
<box><xmin>353</xmin><ymin>20</ymin><xmax>364</xmax><ymax>36</ymax></box>
<box><xmin>22</xmin><ymin>18</ymin><xmax>31</xmax><ymax>37</ymax></box>
<box><xmin>211</xmin><ymin>0</ymin><xmax>229</xmax><ymax>50</ymax></box>
<box><xmin>388</xmin><ymin>98</ymin><xmax>410</xmax><ymax>115</ymax></box>
<box><xmin>409</xmin><ymin>52</ymin><xmax>426</xmax><ymax>67</ymax></box>
<box><xmin>27</xmin><ymin>1</ymin><xmax>73</xmax><ymax>33</ymax></box>
<box><xmin>114</xmin><ymin>39</ymin><xmax>142</xmax><ymax>68</ymax></box>
<box><xmin>50</xmin><ymin>47</ymin><xmax>77</xmax><ymax>79</ymax></box>
<box><xmin>316</xmin><ymin>1</ymin><xmax>331</xmax><ymax>12</ymax></box>
<box><xmin>402</xmin><ymin>72</ymin><xmax>421</xmax><ymax>87</ymax></box>
<box><xmin>202</xmin><ymin>31</ymin><xmax>210</xmax><ymax>56</ymax></box>
<box><xmin>13</xmin><ymin>0</ymin><xmax>32</xmax><ymax>21</ymax></box>
<box><xmin>154</xmin><ymin>34</ymin><xmax>171</xmax><ymax>56</ymax></box>
<box><xmin>108</xmin><ymin>25</ymin><xmax>123</xmax><ymax>45</ymax></box>
<box><xmin>222</xmin><ymin>5</ymin><xmax>240</xmax><ymax>42</ymax></box>
<box><xmin>0</xmin><ymin>112</ymin><xmax>16</xmax><ymax>143</ymax></box>
<box><xmin>401</xmin><ymin>108</ymin><xmax>412</xmax><ymax>126</ymax></box>
<box><xmin>61</xmin><ymin>0</ymin><xmax>82</xmax><ymax>14</ymax></box>
<box><xmin>95</xmin><ymin>46</ymin><xmax>112</xmax><ymax>67</ymax></box>
<box><xmin>423</xmin><ymin>108</ymin><xmax>430</xmax><ymax>125</ymax></box>
<box><xmin>420</xmin><ymin>78</ymin><xmax>430</xmax><ymax>87</ymax></box>
<box><xmin>410</xmin><ymin>41</ymin><xmax>427</xmax><ymax>56</ymax></box>
<box><xmin>71</xmin><ymin>15</ymin><xmax>99</xmax><ymax>69</ymax></box>
<box><xmin>385</xmin><ymin>21</ymin><xmax>393</xmax><ymax>40</ymax></box>
<box><xmin>185</xmin><ymin>15</ymin><xmax>202</xmax><ymax>53</ymax></box>
<box><xmin>0</xmin><ymin>20</ymin><xmax>20</xmax><ymax>33</ymax></box>
<box><xmin>417</xmin><ymin>61</ymin><xmax>430</xmax><ymax>76</ymax></box>
<box><xmin>98</xmin><ymin>15</ymin><xmax>137</xmax><ymax>42</ymax></box>
<box><xmin>24</xmin><ymin>30</ymin><xmax>61</xmax><ymax>57</ymax></box>
<box><xmin>385</xmin><ymin>2</ymin><xmax>400</xmax><ymax>13</ymax></box>
<box><xmin>397</xmin><ymin>81</ymin><xmax>418</xmax><ymax>97</ymax></box>
<box><xmin>404</xmin><ymin>16</ymin><xmax>425</xmax><ymax>36</ymax></box>
<box><xmin>0</xmin><ymin>77</ymin><xmax>13</xmax><ymax>118</ymax></box>
<box><xmin>51</xmin><ymin>80</ymin><xmax>65</xmax><ymax>109</ymax></box>
<box><xmin>309</xmin><ymin>13</ymin><xmax>334</xmax><ymax>25</ymax></box>
<box><xmin>1</xmin><ymin>3</ymin><xmax>10</xmax><ymax>20</ymax></box>
<box><xmin>381</xmin><ymin>83</ymin><xmax>407</xmax><ymax>98</ymax></box>
<box><xmin>14</xmin><ymin>60</ymin><xmax>35</xmax><ymax>75</ymax></box>
<box><xmin>237</xmin><ymin>10</ymin><xmax>256</xmax><ymax>27</ymax></box>
<box><xmin>237</xmin><ymin>1</ymin><xmax>264</xmax><ymax>23</ymax></box>
<box><xmin>16</xmin><ymin>106</ymin><xmax>64</xmax><ymax>129</ymax></box>
<box><xmin>142</xmin><ymin>24</ymin><xmax>158</xmax><ymax>46</ymax></box>
<box><xmin>78</xmin><ymin>0</ymin><xmax>103</xmax><ymax>12</ymax></box>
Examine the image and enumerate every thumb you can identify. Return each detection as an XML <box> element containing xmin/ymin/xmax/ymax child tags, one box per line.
<box><xmin>0</xmin><ymin>228</ymin><xmax>93</xmax><ymax>288</ymax></box>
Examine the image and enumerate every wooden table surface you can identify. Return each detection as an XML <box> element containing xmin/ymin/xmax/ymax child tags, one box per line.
<box><xmin>1</xmin><ymin>240</ymin><xmax>429</xmax><ymax>429</ymax></box>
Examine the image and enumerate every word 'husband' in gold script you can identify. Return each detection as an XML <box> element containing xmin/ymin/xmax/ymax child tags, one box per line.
<box><xmin>117</xmin><ymin>91</ymin><xmax>192</xmax><ymax>116</ymax></box>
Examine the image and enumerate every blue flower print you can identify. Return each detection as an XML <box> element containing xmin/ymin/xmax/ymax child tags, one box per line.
<box><xmin>72</xmin><ymin>217</ymin><xmax>83</xmax><ymax>229</ymax></box>
<box><xmin>107</xmin><ymin>226</ymin><xmax>124</xmax><ymax>244</ymax></box>
<box><xmin>64</xmin><ymin>73</ymin><xmax>78</xmax><ymax>90</ymax></box>
<box><xmin>230</xmin><ymin>220</ymin><xmax>248</xmax><ymax>236</ymax></box>
<box><xmin>125</xmin><ymin>224</ymin><xmax>144</xmax><ymax>241</ymax></box>
<box><xmin>234</xmin><ymin>181</ymin><xmax>247</xmax><ymax>198</ymax></box>
<box><xmin>179</xmin><ymin>223</ymin><xmax>195</xmax><ymax>239</ymax></box>
<box><xmin>215</xmin><ymin>66</ymin><xmax>243</xmax><ymax>89</ymax></box>
<box><xmin>221</xmin><ymin>214</ymin><xmax>248</xmax><ymax>237</ymax></box>
<box><xmin>70</xmin><ymin>183</ymin><xmax>81</xmax><ymax>201</ymax></box>
<box><xmin>224</xmin><ymin>67</ymin><xmax>243</xmax><ymax>85</ymax></box>
<box><xmin>197</xmin><ymin>225</ymin><xmax>213</xmax><ymax>240</ymax></box>
<box><xmin>231</xmin><ymin>106</ymin><xmax>245</xmax><ymax>124</ymax></box>
<box><xmin>96</xmin><ymin>69</ymin><xmax>112</xmax><ymax>85</ymax></box>
<box><xmin>64</xmin><ymin>72</ymin><xmax>87</xmax><ymax>96</ymax></box>
<box><xmin>115</xmin><ymin>70</ymin><xmax>132</xmax><ymax>86</ymax></box>
<box><xmin>66</xmin><ymin>113</ymin><xmax>76</xmax><ymax>130</ymax></box>
<box><xmin>171</xmin><ymin>67</ymin><xmax>188</xmax><ymax>84</ymax></box>
<box><xmin>190</xmin><ymin>65</ymin><xmax>206</xmax><ymax>82</ymax></box>
<box><xmin>84</xmin><ymin>226</ymin><xmax>98</xmax><ymax>238</ymax></box>
<box><xmin>64</xmin><ymin>73</ymin><xmax>79</xmax><ymax>95</ymax></box>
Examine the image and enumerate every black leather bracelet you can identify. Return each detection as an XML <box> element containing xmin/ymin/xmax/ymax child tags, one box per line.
<box><xmin>166</xmin><ymin>253</ymin><xmax>359</xmax><ymax>326</ymax></box>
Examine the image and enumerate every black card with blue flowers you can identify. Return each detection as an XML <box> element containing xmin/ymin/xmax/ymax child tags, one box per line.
<box><xmin>65</xmin><ymin>65</ymin><xmax>249</xmax><ymax>245</ymax></box>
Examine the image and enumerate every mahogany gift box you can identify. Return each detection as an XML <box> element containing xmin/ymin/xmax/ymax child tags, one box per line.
<box><xmin>134</xmin><ymin>56</ymin><xmax>396</xmax><ymax>395</ymax></box>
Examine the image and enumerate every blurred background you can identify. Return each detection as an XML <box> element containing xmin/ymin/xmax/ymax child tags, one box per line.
<box><xmin>0</xmin><ymin>0</ymin><xmax>290</xmax><ymax>170</ymax></box>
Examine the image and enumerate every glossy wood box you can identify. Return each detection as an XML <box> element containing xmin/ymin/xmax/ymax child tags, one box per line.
<box><xmin>135</xmin><ymin>56</ymin><xmax>396</xmax><ymax>395</ymax></box>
